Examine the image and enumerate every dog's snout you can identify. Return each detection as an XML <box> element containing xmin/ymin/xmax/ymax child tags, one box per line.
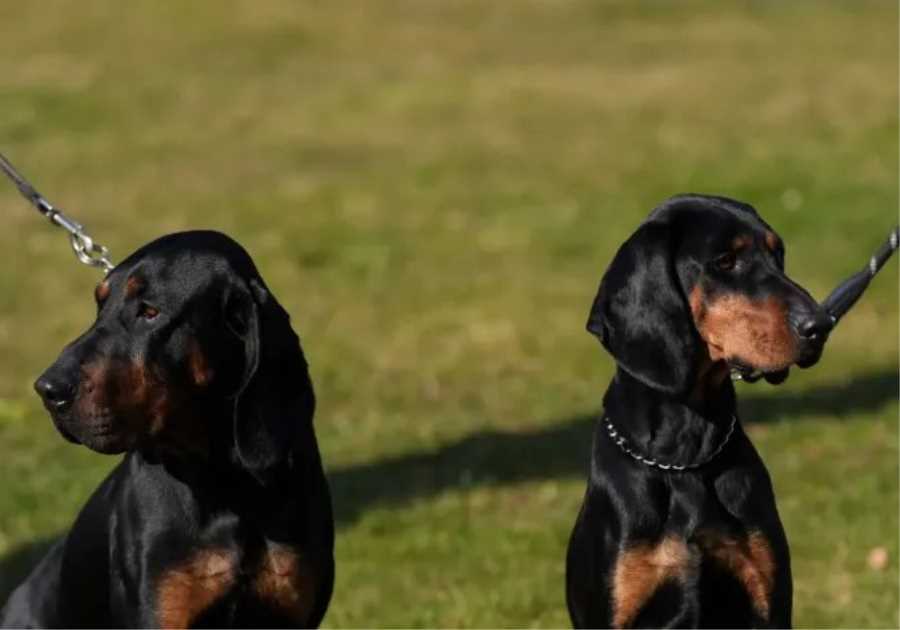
<box><xmin>34</xmin><ymin>374</ymin><xmax>76</xmax><ymax>410</ymax></box>
<box><xmin>795</xmin><ymin>310</ymin><xmax>834</xmax><ymax>341</ymax></box>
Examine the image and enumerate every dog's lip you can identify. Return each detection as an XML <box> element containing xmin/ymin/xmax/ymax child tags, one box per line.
<box><xmin>68</xmin><ymin>420</ymin><xmax>131</xmax><ymax>454</ymax></box>
<box><xmin>43</xmin><ymin>409</ymin><xmax>81</xmax><ymax>444</ymax></box>
<box><xmin>82</xmin><ymin>414</ymin><xmax>121</xmax><ymax>439</ymax></box>
<box><xmin>725</xmin><ymin>338</ymin><xmax>824</xmax><ymax>376</ymax></box>
<box><xmin>52</xmin><ymin>419</ymin><xmax>82</xmax><ymax>444</ymax></box>
<box><xmin>79</xmin><ymin>430</ymin><xmax>132</xmax><ymax>455</ymax></box>
<box><xmin>88</xmin><ymin>423</ymin><xmax>117</xmax><ymax>436</ymax></box>
<box><xmin>726</xmin><ymin>358</ymin><xmax>790</xmax><ymax>382</ymax></box>
<box><xmin>763</xmin><ymin>367</ymin><xmax>790</xmax><ymax>385</ymax></box>
<box><xmin>45</xmin><ymin>407</ymin><xmax>120</xmax><ymax>442</ymax></box>
<box><xmin>795</xmin><ymin>354</ymin><xmax>820</xmax><ymax>369</ymax></box>
<box><xmin>729</xmin><ymin>363</ymin><xmax>764</xmax><ymax>382</ymax></box>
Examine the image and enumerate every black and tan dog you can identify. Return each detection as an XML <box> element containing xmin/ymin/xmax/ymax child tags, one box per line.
<box><xmin>566</xmin><ymin>195</ymin><xmax>833</xmax><ymax>628</ymax></box>
<box><xmin>1</xmin><ymin>231</ymin><xmax>333</xmax><ymax>628</ymax></box>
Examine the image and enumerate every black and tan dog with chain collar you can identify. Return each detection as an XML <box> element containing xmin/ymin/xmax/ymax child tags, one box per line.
<box><xmin>566</xmin><ymin>194</ymin><xmax>834</xmax><ymax>628</ymax></box>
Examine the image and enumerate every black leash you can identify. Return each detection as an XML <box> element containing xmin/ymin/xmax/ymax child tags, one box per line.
<box><xmin>732</xmin><ymin>226</ymin><xmax>898</xmax><ymax>383</ymax></box>
<box><xmin>821</xmin><ymin>226</ymin><xmax>899</xmax><ymax>325</ymax></box>
<box><xmin>0</xmin><ymin>152</ymin><xmax>113</xmax><ymax>273</ymax></box>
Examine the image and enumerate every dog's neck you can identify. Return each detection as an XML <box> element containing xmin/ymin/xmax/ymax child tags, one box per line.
<box><xmin>135</xmin><ymin>402</ymin><xmax>261</xmax><ymax>488</ymax></box>
<box><xmin>603</xmin><ymin>366</ymin><xmax>737</xmax><ymax>467</ymax></box>
<box><xmin>135</xmin><ymin>442</ymin><xmax>295</xmax><ymax>508</ymax></box>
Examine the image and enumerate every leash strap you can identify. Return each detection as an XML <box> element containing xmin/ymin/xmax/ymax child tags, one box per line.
<box><xmin>821</xmin><ymin>226</ymin><xmax>899</xmax><ymax>325</ymax></box>
<box><xmin>0</xmin><ymin>152</ymin><xmax>114</xmax><ymax>273</ymax></box>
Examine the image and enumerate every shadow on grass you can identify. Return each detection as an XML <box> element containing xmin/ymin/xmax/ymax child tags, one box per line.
<box><xmin>738</xmin><ymin>368</ymin><xmax>899</xmax><ymax>422</ymax></box>
<box><xmin>329</xmin><ymin>367</ymin><xmax>898</xmax><ymax>527</ymax></box>
<box><xmin>2</xmin><ymin>368</ymin><xmax>896</xmax><ymax>605</ymax></box>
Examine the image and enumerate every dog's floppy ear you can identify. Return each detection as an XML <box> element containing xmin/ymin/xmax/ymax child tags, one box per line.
<box><xmin>226</xmin><ymin>277</ymin><xmax>315</xmax><ymax>484</ymax></box>
<box><xmin>587</xmin><ymin>218</ymin><xmax>699</xmax><ymax>394</ymax></box>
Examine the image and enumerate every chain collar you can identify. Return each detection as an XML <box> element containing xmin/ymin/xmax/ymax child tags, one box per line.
<box><xmin>604</xmin><ymin>414</ymin><xmax>737</xmax><ymax>472</ymax></box>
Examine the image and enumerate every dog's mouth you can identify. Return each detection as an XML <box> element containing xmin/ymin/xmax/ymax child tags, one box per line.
<box><xmin>727</xmin><ymin>335</ymin><xmax>826</xmax><ymax>384</ymax></box>
<box><xmin>47</xmin><ymin>408</ymin><xmax>134</xmax><ymax>453</ymax></box>
<box><xmin>75</xmin><ymin>422</ymin><xmax>134</xmax><ymax>454</ymax></box>
<box><xmin>50</xmin><ymin>414</ymin><xmax>82</xmax><ymax>444</ymax></box>
<box><xmin>727</xmin><ymin>359</ymin><xmax>790</xmax><ymax>385</ymax></box>
<box><xmin>706</xmin><ymin>340</ymin><xmax>792</xmax><ymax>385</ymax></box>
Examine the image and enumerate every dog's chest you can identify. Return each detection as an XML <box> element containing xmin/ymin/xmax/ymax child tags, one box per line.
<box><xmin>154</xmin><ymin>542</ymin><xmax>318</xmax><ymax>628</ymax></box>
<box><xmin>609</xmin><ymin>472</ymin><xmax>781</xmax><ymax>627</ymax></box>
<box><xmin>659</xmin><ymin>463</ymin><xmax>776</xmax><ymax>530</ymax></box>
<box><xmin>611</xmin><ymin>527</ymin><xmax>777</xmax><ymax>627</ymax></box>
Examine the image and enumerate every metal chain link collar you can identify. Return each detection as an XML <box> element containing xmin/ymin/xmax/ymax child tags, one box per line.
<box><xmin>604</xmin><ymin>413</ymin><xmax>737</xmax><ymax>472</ymax></box>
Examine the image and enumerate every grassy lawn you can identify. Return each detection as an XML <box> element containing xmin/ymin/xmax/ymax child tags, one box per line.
<box><xmin>0</xmin><ymin>1</ymin><xmax>897</xmax><ymax>627</ymax></box>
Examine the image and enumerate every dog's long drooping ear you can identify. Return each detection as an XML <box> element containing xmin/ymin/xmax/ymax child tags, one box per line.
<box><xmin>227</xmin><ymin>277</ymin><xmax>315</xmax><ymax>484</ymax></box>
<box><xmin>587</xmin><ymin>218</ymin><xmax>699</xmax><ymax>394</ymax></box>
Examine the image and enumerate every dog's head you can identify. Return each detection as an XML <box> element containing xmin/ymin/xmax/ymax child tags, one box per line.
<box><xmin>587</xmin><ymin>194</ymin><xmax>832</xmax><ymax>395</ymax></box>
<box><xmin>34</xmin><ymin>231</ymin><xmax>313</xmax><ymax>481</ymax></box>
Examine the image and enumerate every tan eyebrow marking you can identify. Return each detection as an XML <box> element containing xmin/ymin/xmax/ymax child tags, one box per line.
<box><xmin>764</xmin><ymin>230</ymin><xmax>781</xmax><ymax>252</ymax></box>
<box><xmin>731</xmin><ymin>234</ymin><xmax>752</xmax><ymax>252</ymax></box>
<box><xmin>95</xmin><ymin>280</ymin><xmax>110</xmax><ymax>303</ymax></box>
<box><xmin>125</xmin><ymin>275</ymin><xmax>146</xmax><ymax>298</ymax></box>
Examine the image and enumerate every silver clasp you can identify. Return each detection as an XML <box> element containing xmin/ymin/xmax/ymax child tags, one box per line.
<box><xmin>46</xmin><ymin>207</ymin><xmax>114</xmax><ymax>273</ymax></box>
<box><xmin>0</xmin><ymin>152</ymin><xmax>114</xmax><ymax>274</ymax></box>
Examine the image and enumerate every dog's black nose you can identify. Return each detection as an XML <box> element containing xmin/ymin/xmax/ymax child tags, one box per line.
<box><xmin>796</xmin><ymin>310</ymin><xmax>834</xmax><ymax>340</ymax></box>
<box><xmin>34</xmin><ymin>375</ymin><xmax>76</xmax><ymax>410</ymax></box>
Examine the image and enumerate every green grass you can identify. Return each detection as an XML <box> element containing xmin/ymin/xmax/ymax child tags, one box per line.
<box><xmin>0</xmin><ymin>1</ymin><xmax>897</xmax><ymax>627</ymax></box>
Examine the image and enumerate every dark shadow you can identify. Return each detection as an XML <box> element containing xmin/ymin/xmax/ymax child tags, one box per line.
<box><xmin>738</xmin><ymin>368</ymin><xmax>899</xmax><ymax>422</ymax></box>
<box><xmin>329</xmin><ymin>414</ymin><xmax>596</xmax><ymax>528</ymax></box>
<box><xmin>329</xmin><ymin>367</ymin><xmax>898</xmax><ymax>527</ymax></box>
<box><xmin>2</xmin><ymin>368</ymin><xmax>896</xmax><ymax>605</ymax></box>
<box><xmin>0</xmin><ymin>537</ymin><xmax>55</xmax><ymax>608</ymax></box>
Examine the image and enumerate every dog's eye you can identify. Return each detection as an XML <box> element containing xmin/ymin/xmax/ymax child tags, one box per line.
<box><xmin>715</xmin><ymin>252</ymin><xmax>737</xmax><ymax>272</ymax></box>
<box><xmin>138</xmin><ymin>302</ymin><xmax>160</xmax><ymax>321</ymax></box>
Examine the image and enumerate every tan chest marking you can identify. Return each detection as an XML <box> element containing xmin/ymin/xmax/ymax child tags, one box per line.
<box><xmin>612</xmin><ymin>536</ymin><xmax>696</xmax><ymax>628</ymax></box>
<box><xmin>253</xmin><ymin>545</ymin><xmax>317</xmax><ymax>624</ymax></box>
<box><xmin>697</xmin><ymin>531</ymin><xmax>776</xmax><ymax>621</ymax></box>
<box><xmin>156</xmin><ymin>548</ymin><xmax>238</xmax><ymax>629</ymax></box>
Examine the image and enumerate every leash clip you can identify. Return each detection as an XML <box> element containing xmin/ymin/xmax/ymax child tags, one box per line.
<box><xmin>0</xmin><ymin>152</ymin><xmax>114</xmax><ymax>274</ymax></box>
<box><xmin>69</xmin><ymin>228</ymin><xmax>114</xmax><ymax>273</ymax></box>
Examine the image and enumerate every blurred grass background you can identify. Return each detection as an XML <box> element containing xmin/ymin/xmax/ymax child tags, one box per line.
<box><xmin>0</xmin><ymin>1</ymin><xmax>897</xmax><ymax>627</ymax></box>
